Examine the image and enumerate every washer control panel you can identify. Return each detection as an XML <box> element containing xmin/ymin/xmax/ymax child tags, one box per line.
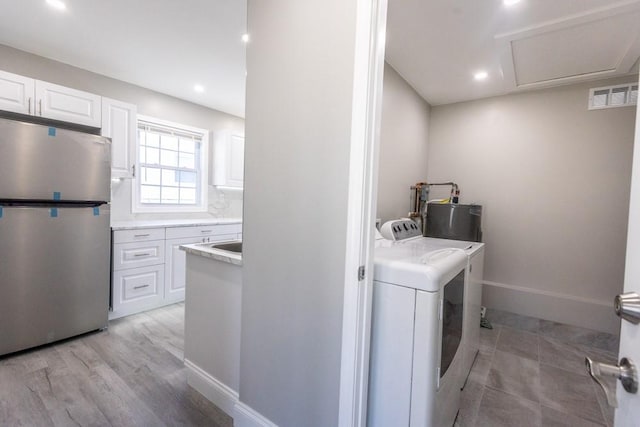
<box><xmin>380</xmin><ymin>218</ymin><xmax>422</xmax><ymax>241</ymax></box>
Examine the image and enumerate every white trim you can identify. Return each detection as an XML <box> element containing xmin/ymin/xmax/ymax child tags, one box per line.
<box><xmin>184</xmin><ymin>359</ymin><xmax>238</xmax><ymax>416</ymax></box>
<box><xmin>233</xmin><ymin>401</ymin><xmax>278</xmax><ymax>427</ymax></box>
<box><xmin>137</xmin><ymin>114</ymin><xmax>208</xmax><ymax>136</ymax></box>
<box><xmin>132</xmin><ymin>114</ymin><xmax>209</xmax><ymax>213</ymax></box>
<box><xmin>482</xmin><ymin>281</ymin><xmax>620</xmax><ymax>334</ymax></box>
<box><xmin>338</xmin><ymin>0</ymin><xmax>387</xmax><ymax>426</ymax></box>
<box><xmin>483</xmin><ymin>279</ymin><xmax>612</xmax><ymax>307</ymax></box>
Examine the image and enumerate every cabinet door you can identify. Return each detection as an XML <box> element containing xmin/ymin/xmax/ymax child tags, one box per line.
<box><xmin>0</xmin><ymin>70</ymin><xmax>35</xmax><ymax>115</ymax></box>
<box><xmin>35</xmin><ymin>80</ymin><xmax>102</xmax><ymax>127</ymax></box>
<box><xmin>212</xmin><ymin>131</ymin><xmax>244</xmax><ymax>188</ymax></box>
<box><xmin>227</xmin><ymin>133</ymin><xmax>245</xmax><ymax>187</ymax></box>
<box><xmin>165</xmin><ymin>233</ymin><xmax>239</xmax><ymax>304</ymax></box>
<box><xmin>102</xmin><ymin>98</ymin><xmax>137</xmax><ymax>178</ymax></box>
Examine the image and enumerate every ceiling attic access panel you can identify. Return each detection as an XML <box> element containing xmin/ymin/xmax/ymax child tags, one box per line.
<box><xmin>497</xmin><ymin>2</ymin><xmax>640</xmax><ymax>91</ymax></box>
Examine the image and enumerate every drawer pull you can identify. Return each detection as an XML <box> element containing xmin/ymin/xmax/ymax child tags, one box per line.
<box><xmin>201</xmin><ymin>230</ymin><xmax>213</xmax><ymax>233</ymax></box>
<box><xmin>133</xmin><ymin>284</ymin><xmax>150</xmax><ymax>290</ymax></box>
<box><xmin>133</xmin><ymin>253</ymin><xmax>152</xmax><ymax>257</ymax></box>
<box><xmin>134</xmin><ymin>233</ymin><xmax>151</xmax><ymax>238</ymax></box>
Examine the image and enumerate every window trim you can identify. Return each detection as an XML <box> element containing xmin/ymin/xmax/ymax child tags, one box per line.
<box><xmin>132</xmin><ymin>115</ymin><xmax>209</xmax><ymax>213</ymax></box>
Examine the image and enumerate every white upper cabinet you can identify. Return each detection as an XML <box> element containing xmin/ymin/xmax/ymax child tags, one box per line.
<box><xmin>212</xmin><ymin>130</ymin><xmax>245</xmax><ymax>188</ymax></box>
<box><xmin>0</xmin><ymin>70</ymin><xmax>35</xmax><ymax>115</ymax></box>
<box><xmin>101</xmin><ymin>97</ymin><xmax>137</xmax><ymax>178</ymax></box>
<box><xmin>35</xmin><ymin>80</ymin><xmax>102</xmax><ymax>127</ymax></box>
<box><xmin>0</xmin><ymin>69</ymin><xmax>102</xmax><ymax>127</ymax></box>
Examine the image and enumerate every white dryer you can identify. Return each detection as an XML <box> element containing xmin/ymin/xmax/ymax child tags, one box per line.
<box><xmin>368</xmin><ymin>224</ymin><xmax>468</xmax><ymax>427</ymax></box>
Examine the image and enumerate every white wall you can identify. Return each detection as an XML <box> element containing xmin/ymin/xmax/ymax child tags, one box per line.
<box><xmin>238</xmin><ymin>1</ymin><xmax>359</xmax><ymax>426</ymax></box>
<box><xmin>0</xmin><ymin>44</ymin><xmax>244</xmax><ymax>221</ymax></box>
<box><xmin>376</xmin><ymin>63</ymin><xmax>431</xmax><ymax>223</ymax></box>
<box><xmin>427</xmin><ymin>76</ymin><xmax>636</xmax><ymax>333</ymax></box>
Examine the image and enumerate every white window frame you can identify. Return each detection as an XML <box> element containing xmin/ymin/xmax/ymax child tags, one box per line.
<box><xmin>588</xmin><ymin>83</ymin><xmax>638</xmax><ymax>110</ymax></box>
<box><xmin>132</xmin><ymin>115</ymin><xmax>209</xmax><ymax>213</ymax></box>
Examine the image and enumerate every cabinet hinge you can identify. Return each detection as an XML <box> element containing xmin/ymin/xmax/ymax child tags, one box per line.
<box><xmin>358</xmin><ymin>265</ymin><xmax>366</xmax><ymax>281</ymax></box>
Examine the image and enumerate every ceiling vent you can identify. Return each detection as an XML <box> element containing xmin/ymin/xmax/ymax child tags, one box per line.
<box><xmin>588</xmin><ymin>83</ymin><xmax>638</xmax><ymax>110</ymax></box>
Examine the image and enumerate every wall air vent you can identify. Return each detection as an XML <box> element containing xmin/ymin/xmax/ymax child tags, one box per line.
<box><xmin>589</xmin><ymin>83</ymin><xmax>638</xmax><ymax>110</ymax></box>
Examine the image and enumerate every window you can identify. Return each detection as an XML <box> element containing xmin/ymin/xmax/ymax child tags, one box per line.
<box><xmin>133</xmin><ymin>115</ymin><xmax>209</xmax><ymax>213</ymax></box>
<box><xmin>589</xmin><ymin>83</ymin><xmax>638</xmax><ymax>110</ymax></box>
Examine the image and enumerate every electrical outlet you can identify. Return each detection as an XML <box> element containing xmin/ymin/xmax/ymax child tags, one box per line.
<box><xmin>480</xmin><ymin>306</ymin><xmax>487</xmax><ymax>319</ymax></box>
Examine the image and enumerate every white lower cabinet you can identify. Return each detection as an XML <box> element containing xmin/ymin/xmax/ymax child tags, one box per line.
<box><xmin>164</xmin><ymin>225</ymin><xmax>241</xmax><ymax>304</ymax></box>
<box><xmin>111</xmin><ymin>223</ymin><xmax>242</xmax><ymax>319</ymax></box>
<box><xmin>112</xmin><ymin>264</ymin><xmax>164</xmax><ymax>318</ymax></box>
<box><xmin>111</xmin><ymin>227</ymin><xmax>166</xmax><ymax>320</ymax></box>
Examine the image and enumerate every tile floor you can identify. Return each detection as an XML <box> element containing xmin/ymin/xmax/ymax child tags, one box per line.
<box><xmin>456</xmin><ymin>309</ymin><xmax>619</xmax><ymax>427</ymax></box>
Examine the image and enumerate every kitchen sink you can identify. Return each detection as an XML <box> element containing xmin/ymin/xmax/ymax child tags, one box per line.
<box><xmin>207</xmin><ymin>241</ymin><xmax>242</xmax><ymax>253</ymax></box>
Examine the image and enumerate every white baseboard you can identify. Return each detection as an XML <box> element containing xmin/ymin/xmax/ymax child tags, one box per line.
<box><xmin>184</xmin><ymin>359</ymin><xmax>238</xmax><ymax>416</ymax></box>
<box><xmin>234</xmin><ymin>401</ymin><xmax>278</xmax><ymax>427</ymax></box>
<box><xmin>482</xmin><ymin>280</ymin><xmax>620</xmax><ymax>335</ymax></box>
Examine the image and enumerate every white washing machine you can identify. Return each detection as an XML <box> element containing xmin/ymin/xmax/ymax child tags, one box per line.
<box><xmin>368</xmin><ymin>222</ymin><xmax>468</xmax><ymax>427</ymax></box>
<box><xmin>406</xmin><ymin>235</ymin><xmax>484</xmax><ymax>387</ymax></box>
<box><xmin>379</xmin><ymin>219</ymin><xmax>485</xmax><ymax>388</ymax></box>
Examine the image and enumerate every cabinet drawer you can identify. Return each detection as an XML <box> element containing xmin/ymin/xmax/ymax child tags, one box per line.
<box><xmin>113</xmin><ymin>240</ymin><xmax>165</xmax><ymax>270</ymax></box>
<box><xmin>111</xmin><ymin>265</ymin><xmax>164</xmax><ymax>318</ymax></box>
<box><xmin>113</xmin><ymin>227</ymin><xmax>165</xmax><ymax>244</ymax></box>
<box><xmin>165</xmin><ymin>223</ymin><xmax>241</xmax><ymax>240</ymax></box>
<box><xmin>119</xmin><ymin>268</ymin><xmax>161</xmax><ymax>301</ymax></box>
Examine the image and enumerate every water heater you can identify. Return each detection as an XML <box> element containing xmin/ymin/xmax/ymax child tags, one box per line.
<box><xmin>425</xmin><ymin>203</ymin><xmax>482</xmax><ymax>242</ymax></box>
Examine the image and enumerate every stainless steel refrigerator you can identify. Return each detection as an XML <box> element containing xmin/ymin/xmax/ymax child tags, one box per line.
<box><xmin>0</xmin><ymin>117</ymin><xmax>111</xmax><ymax>356</ymax></box>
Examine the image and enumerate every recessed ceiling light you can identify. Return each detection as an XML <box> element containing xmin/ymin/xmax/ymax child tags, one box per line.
<box><xmin>474</xmin><ymin>71</ymin><xmax>489</xmax><ymax>81</ymax></box>
<box><xmin>242</xmin><ymin>34</ymin><xmax>250</xmax><ymax>43</ymax></box>
<box><xmin>46</xmin><ymin>0</ymin><xmax>66</xmax><ymax>10</ymax></box>
<box><xmin>193</xmin><ymin>84</ymin><xmax>205</xmax><ymax>93</ymax></box>
<box><xmin>503</xmin><ymin>0</ymin><xmax>521</xmax><ymax>6</ymax></box>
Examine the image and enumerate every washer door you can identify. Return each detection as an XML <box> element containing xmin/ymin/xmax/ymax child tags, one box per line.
<box><xmin>440</xmin><ymin>269</ymin><xmax>465</xmax><ymax>380</ymax></box>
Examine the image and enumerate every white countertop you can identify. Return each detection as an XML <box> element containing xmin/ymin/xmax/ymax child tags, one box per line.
<box><xmin>111</xmin><ymin>218</ymin><xmax>242</xmax><ymax>230</ymax></box>
<box><xmin>181</xmin><ymin>242</ymin><xmax>242</xmax><ymax>266</ymax></box>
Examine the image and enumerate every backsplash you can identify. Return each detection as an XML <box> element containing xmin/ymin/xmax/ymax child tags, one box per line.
<box><xmin>110</xmin><ymin>179</ymin><xmax>243</xmax><ymax>222</ymax></box>
<box><xmin>208</xmin><ymin>186</ymin><xmax>243</xmax><ymax>218</ymax></box>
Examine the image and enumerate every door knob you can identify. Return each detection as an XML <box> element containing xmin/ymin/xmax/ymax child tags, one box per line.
<box><xmin>615</xmin><ymin>291</ymin><xmax>640</xmax><ymax>324</ymax></box>
<box><xmin>585</xmin><ymin>356</ymin><xmax>638</xmax><ymax>408</ymax></box>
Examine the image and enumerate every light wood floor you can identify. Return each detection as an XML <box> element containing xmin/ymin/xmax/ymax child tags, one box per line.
<box><xmin>0</xmin><ymin>303</ymin><xmax>233</xmax><ymax>427</ymax></box>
